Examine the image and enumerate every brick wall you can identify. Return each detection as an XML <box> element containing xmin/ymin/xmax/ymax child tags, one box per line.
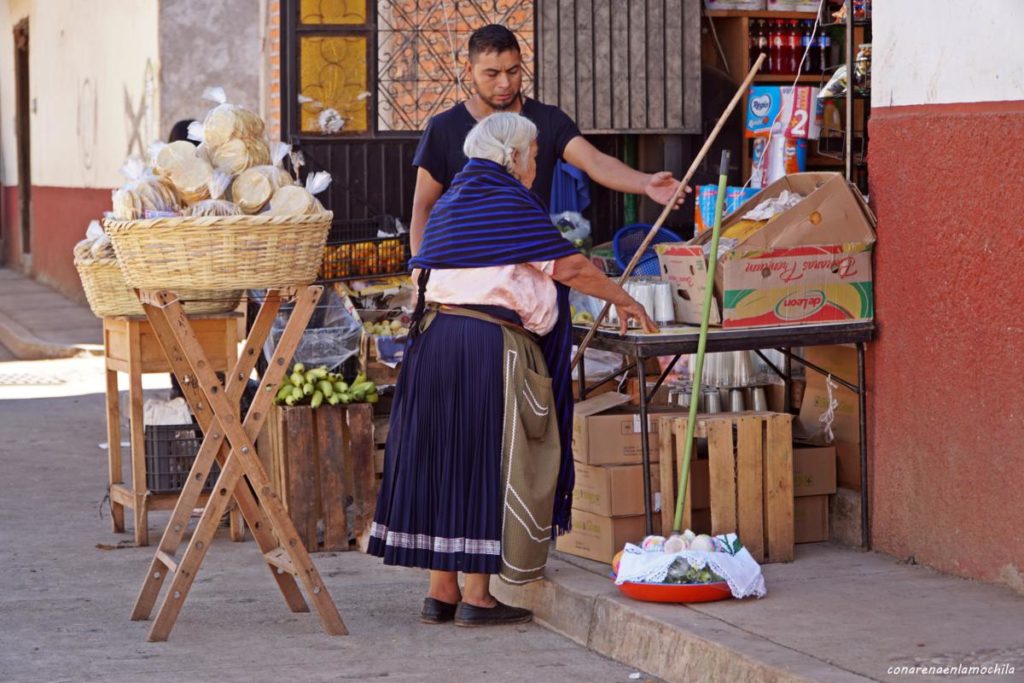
<box><xmin>266</xmin><ymin>1</ymin><xmax>535</xmax><ymax>137</ymax></box>
<box><xmin>266</xmin><ymin>0</ymin><xmax>282</xmax><ymax>141</ymax></box>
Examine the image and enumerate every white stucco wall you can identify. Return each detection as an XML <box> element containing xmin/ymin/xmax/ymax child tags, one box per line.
<box><xmin>0</xmin><ymin>0</ymin><xmax>30</xmax><ymax>186</ymax></box>
<box><xmin>28</xmin><ymin>0</ymin><xmax>159</xmax><ymax>188</ymax></box>
<box><xmin>873</xmin><ymin>0</ymin><xmax>1024</xmax><ymax>108</ymax></box>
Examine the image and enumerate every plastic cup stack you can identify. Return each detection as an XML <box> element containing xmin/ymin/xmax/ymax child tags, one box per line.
<box><xmin>729</xmin><ymin>388</ymin><xmax>745</xmax><ymax>412</ymax></box>
<box><xmin>654</xmin><ymin>281</ymin><xmax>675</xmax><ymax>325</ymax></box>
<box><xmin>752</xmin><ymin>386</ymin><xmax>768</xmax><ymax>411</ymax></box>
<box><xmin>703</xmin><ymin>387</ymin><xmax>722</xmax><ymax>414</ymax></box>
<box><xmin>635</xmin><ymin>282</ymin><xmax>657</xmax><ymax>323</ymax></box>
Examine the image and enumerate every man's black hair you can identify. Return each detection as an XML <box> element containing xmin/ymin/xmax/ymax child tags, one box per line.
<box><xmin>468</xmin><ymin>24</ymin><xmax>520</xmax><ymax>61</ymax></box>
<box><xmin>168</xmin><ymin>119</ymin><xmax>198</xmax><ymax>145</ymax></box>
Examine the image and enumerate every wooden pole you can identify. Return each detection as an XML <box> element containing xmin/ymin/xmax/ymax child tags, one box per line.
<box><xmin>570</xmin><ymin>53</ymin><xmax>766</xmax><ymax>371</ymax></box>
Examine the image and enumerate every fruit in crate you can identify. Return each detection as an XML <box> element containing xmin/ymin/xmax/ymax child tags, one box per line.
<box><xmin>350</xmin><ymin>241</ymin><xmax>378</xmax><ymax>276</ymax></box>
<box><xmin>274</xmin><ymin>364</ymin><xmax>379</xmax><ymax>407</ymax></box>
<box><xmin>378</xmin><ymin>238</ymin><xmax>405</xmax><ymax>273</ymax></box>
<box><xmin>363</xmin><ymin>318</ymin><xmax>409</xmax><ymax>338</ymax></box>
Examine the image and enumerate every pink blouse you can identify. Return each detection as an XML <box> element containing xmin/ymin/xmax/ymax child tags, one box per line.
<box><xmin>425</xmin><ymin>261</ymin><xmax>559</xmax><ymax>335</ymax></box>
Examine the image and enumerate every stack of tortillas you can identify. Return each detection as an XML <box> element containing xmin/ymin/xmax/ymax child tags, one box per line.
<box><xmin>266</xmin><ymin>185</ymin><xmax>323</xmax><ymax>215</ymax></box>
<box><xmin>111</xmin><ymin>176</ymin><xmax>180</xmax><ymax>220</ymax></box>
<box><xmin>183</xmin><ymin>198</ymin><xmax>242</xmax><ymax>217</ymax></box>
<box><xmin>151</xmin><ymin>140</ymin><xmax>215</xmax><ymax>205</ymax></box>
<box><xmin>155</xmin><ymin>141</ymin><xmax>201</xmax><ymax>177</ymax></box>
<box><xmin>212</xmin><ymin>137</ymin><xmax>271</xmax><ymax>176</ymax></box>
<box><xmin>170</xmin><ymin>157</ymin><xmax>215</xmax><ymax>204</ymax></box>
<box><xmin>203</xmin><ymin>103</ymin><xmax>266</xmax><ymax>149</ymax></box>
<box><xmin>233</xmin><ymin>165</ymin><xmax>295</xmax><ymax>214</ymax></box>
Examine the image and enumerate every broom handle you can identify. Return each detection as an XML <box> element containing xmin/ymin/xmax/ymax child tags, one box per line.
<box><xmin>570</xmin><ymin>53</ymin><xmax>766</xmax><ymax>372</ymax></box>
<box><xmin>674</xmin><ymin>149</ymin><xmax>730</xmax><ymax>534</ymax></box>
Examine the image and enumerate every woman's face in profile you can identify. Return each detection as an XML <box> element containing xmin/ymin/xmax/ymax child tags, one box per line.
<box><xmin>513</xmin><ymin>141</ymin><xmax>538</xmax><ymax>189</ymax></box>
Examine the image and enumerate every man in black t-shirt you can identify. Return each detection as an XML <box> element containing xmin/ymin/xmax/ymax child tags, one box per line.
<box><xmin>410</xmin><ymin>24</ymin><xmax>686</xmax><ymax>254</ymax></box>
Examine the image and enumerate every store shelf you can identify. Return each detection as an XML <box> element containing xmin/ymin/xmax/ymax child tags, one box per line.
<box><xmin>706</xmin><ymin>10</ymin><xmax>818</xmax><ymax>20</ymax></box>
<box><xmin>820</xmin><ymin>90</ymin><xmax>871</xmax><ymax>100</ymax></box>
<box><xmin>805</xmin><ymin>154</ymin><xmax>842</xmax><ymax>168</ymax></box>
<box><xmin>820</xmin><ymin>18</ymin><xmax>872</xmax><ymax>29</ymax></box>
<box><xmin>816</xmin><ymin>137</ymin><xmax>867</xmax><ymax>167</ymax></box>
<box><xmin>754</xmin><ymin>74</ymin><xmax>825</xmax><ymax>84</ymax></box>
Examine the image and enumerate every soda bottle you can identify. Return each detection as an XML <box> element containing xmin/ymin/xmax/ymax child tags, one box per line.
<box><xmin>787</xmin><ymin>19</ymin><xmax>801</xmax><ymax>75</ymax></box>
<box><xmin>748</xmin><ymin>20</ymin><xmax>760</xmax><ymax>68</ymax></box>
<box><xmin>818</xmin><ymin>30</ymin><xmax>831</xmax><ymax>73</ymax></box>
<box><xmin>801</xmin><ymin>20</ymin><xmax>817</xmax><ymax>74</ymax></box>
<box><xmin>770</xmin><ymin>20</ymin><xmax>785</xmax><ymax>75</ymax></box>
<box><xmin>756</xmin><ymin>20</ymin><xmax>770</xmax><ymax>65</ymax></box>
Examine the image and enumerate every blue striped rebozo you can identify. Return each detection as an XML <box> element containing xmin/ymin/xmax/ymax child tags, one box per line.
<box><xmin>410</xmin><ymin>157</ymin><xmax>580</xmax><ymax>536</ymax></box>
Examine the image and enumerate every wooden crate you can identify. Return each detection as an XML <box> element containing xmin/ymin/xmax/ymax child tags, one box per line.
<box><xmin>372</xmin><ymin>416</ymin><xmax>389</xmax><ymax>476</ymax></box>
<box><xmin>258</xmin><ymin>403</ymin><xmax>377</xmax><ymax>552</ymax></box>
<box><xmin>657</xmin><ymin>412</ymin><xmax>794</xmax><ymax>563</ymax></box>
<box><xmin>359</xmin><ymin>334</ymin><xmax>401</xmax><ymax>385</ymax></box>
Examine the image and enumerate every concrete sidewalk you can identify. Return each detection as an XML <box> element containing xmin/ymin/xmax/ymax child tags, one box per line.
<box><xmin>0</xmin><ymin>268</ymin><xmax>102</xmax><ymax>360</ymax></box>
<box><xmin>494</xmin><ymin>545</ymin><xmax>1024</xmax><ymax>682</ymax></box>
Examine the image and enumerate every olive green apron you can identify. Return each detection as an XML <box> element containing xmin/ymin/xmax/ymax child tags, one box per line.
<box><xmin>429</xmin><ymin>305</ymin><xmax>562</xmax><ymax>584</ymax></box>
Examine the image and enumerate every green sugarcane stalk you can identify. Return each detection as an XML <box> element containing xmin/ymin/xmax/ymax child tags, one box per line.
<box><xmin>673</xmin><ymin>149</ymin><xmax>731</xmax><ymax>534</ymax></box>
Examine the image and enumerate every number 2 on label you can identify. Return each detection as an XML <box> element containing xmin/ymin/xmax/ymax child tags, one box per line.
<box><xmin>790</xmin><ymin>110</ymin><xmax>808</xmax><ymax>137</ymax></box>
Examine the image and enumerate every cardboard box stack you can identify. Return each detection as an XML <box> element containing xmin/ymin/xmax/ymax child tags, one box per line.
<box><xmin>792</xmin><ymin>446</ymin><xmax>837</xmax><ymax>543</ymax></box>
<box><xmin>796</xmin><ymin>344</ymin><xmax>862</xmax><ymax>491</ymax></box>
<box><xmin>557</xmin><ymin>393</ymin><xmax>710</xmax><ymax>563</ymax></box>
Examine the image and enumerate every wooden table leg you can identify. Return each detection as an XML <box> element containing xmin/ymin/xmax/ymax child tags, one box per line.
<box><xmin>129</xmin><ymin>322</ymin><xmax>149</xmax><ymax>547</ymax></box>
<box><xmin>136</xmin><ymin>287</ymin><xmax>347</xmax><ymax>640</ymax></box>
<box><xmin>228</xmin><ymin>502</ymin><xmax>245</xmax><ymax>542</ymax></box>
<box><xmin>132</xmin><ymin>290</ymin><xmax>310</xmax><ymax>626</ymax></box>
<box><xmin>106</xmin><ymin>365</ymin><xmax>125</xmax><ymax>533</ymax></box>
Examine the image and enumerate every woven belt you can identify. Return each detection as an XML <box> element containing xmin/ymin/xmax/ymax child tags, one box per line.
<box><xmin>431</xmin><ymin>303</ymin><xmax>539</xmax><ymax>343</ymax></box>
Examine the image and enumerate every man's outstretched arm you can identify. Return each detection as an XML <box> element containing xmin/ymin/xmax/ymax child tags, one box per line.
<box><xmin>563</xmin><ymin>136</ymin><xmax>687</xmax><ymax>209</ymax></box>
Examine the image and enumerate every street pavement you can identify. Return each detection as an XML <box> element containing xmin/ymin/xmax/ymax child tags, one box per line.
<box><xmin>0</xmin><ymin>356</ymin><xmax>654</xmax><ymax>683</ymax></box>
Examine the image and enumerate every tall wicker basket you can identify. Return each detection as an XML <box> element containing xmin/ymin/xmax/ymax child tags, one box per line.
<box><xmin>75</xmin><ymin>258</ymin><xmax>241</xmax><ymax>318</ymax></box>
<box><xmin>104</xmin><ymin>213</ymin><xmax>332</xmax><ymax>291</ymax></box>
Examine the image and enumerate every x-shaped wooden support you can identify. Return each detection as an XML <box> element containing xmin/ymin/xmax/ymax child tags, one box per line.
<box><xmin>129</xmin><ymin>286</ymin><xmax>347</xmax><ymax>641</ymax></box>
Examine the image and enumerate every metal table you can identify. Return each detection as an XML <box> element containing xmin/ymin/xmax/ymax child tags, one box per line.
<box><xmin>573</xmin><ymin>321</ymin><xmax>875</xmax><ymax>548</ymax></box>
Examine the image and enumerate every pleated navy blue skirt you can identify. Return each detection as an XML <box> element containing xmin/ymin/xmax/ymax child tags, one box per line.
<box><xmin>367</xmin><ymin>306</ymin><xmax>514</xmax><ymax>574</ymax></box>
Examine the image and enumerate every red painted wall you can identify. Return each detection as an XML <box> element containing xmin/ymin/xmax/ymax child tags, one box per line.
<box><xmin>868</xmin><ymin>101</ymin><xmax>1024</xmax><ymax>589</ymax></box>
<box><xmin>28</xmin><ymin>186</ymin><xmax>111</xmax><ymax>303</ymax></box>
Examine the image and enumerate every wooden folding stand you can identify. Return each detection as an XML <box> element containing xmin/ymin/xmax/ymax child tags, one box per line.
<box><xmin>129</xmin><ymin>286</ymin><xmax>347</xmax><ymax>641</ymax></box>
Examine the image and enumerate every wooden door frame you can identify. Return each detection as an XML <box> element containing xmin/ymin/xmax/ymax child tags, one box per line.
<box><xmin>13</xmin><ymin>18</ymin><xmax>30</xmax><ymax>258</ymax></box>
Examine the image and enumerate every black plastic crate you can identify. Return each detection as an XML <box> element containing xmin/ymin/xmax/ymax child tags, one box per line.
<box><xmin>318</xmin><ymin>216</ymin><xmax>410</xmax><ymax>282</ymax></box>
<box><xmin>144</xmin><ymin>424</ymin><xmax>220</xmax><ymax>494</ymax></box>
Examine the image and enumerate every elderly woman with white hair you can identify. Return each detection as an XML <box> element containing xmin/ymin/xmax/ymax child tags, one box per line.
<box><xmin>367</xmin><ymin>113</ymin><xmax>657</xmax><ymax>627</ymax></box>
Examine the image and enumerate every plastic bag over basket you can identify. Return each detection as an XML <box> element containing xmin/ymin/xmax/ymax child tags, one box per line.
<box><xmin>259</xmin><ymin>287</ymin><xmax>362</xmax><ymax>372</ymax></box>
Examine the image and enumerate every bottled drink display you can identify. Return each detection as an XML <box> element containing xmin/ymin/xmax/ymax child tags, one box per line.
<box><xmin>748</xmin><ymin>19</ymin><xmax>762</xmax><ymax>69</ymax></box>
<box><xmin>788</xmin><ymin>19</ymin><xmax>802</xmax><ymax>74</ymax></box>
<box><xmin>818</xmin><ymin>30</ymin><xmax>831</xmax><ymax>74</ymax></box>
<box><xmin>801</xmin><ymin>20</ymin><xmax>817</xmax><ymax>74</ymax></box>
<box><xmin>769</xmin><ymin>19</ymin><xmax>784</xmax><ymax>74</ymax></box>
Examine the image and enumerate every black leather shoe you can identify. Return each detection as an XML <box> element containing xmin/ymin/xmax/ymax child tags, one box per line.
<box><xmin>454</xmin><ymin>600</ymin><xmax>532</xmax><ymax>627</ymax></box>
<box><xmin>421</xmin><ymin>597</ymin><xmax>458</xmax><ymax>624</ymax></box>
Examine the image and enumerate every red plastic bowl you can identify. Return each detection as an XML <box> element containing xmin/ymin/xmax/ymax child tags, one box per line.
<box><xmin>616</xmin><ymin>580</ymin><xmax>733</xmax><ymax>604</ymax></box>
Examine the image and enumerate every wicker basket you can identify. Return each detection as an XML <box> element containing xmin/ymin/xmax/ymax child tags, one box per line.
<box><xmin>76</xmin><ymin>258</ymin><xmax>241</xmax><ymax>318</ymax></box>
<box><xmin>104</xmin><ymin>212</ymin><xmax>332</xmax><ymax>291</ymax></box>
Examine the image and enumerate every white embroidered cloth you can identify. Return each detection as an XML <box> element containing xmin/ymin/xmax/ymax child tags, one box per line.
<box><xmin>614</xmin><ymin>533</ymin><xmax>767</xmax><ymax>599</ymax></box>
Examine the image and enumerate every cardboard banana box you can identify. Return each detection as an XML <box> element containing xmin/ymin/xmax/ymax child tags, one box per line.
<box><xmin>656</xmin><ymin>172</ymin><xmax>876</xmax><ymax>328</ymax></box>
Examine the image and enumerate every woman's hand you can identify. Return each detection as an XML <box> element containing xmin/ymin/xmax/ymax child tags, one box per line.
<box><xmin>615</xmin><ymin>298</ymin><xmax>660</xmax><ymax>335</ymax></box>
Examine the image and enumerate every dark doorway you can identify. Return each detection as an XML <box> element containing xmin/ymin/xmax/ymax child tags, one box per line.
<box><xmin>13</xmin><ymin>18</ymin><xmax>30</xmax><ymax>258</ymax></box>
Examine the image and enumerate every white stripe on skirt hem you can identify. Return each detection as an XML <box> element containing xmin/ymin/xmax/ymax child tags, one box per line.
<box><xmin>370</xmin><ymin>522</ymin><xmax>501</xmax><ymax>556</ymax></box>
